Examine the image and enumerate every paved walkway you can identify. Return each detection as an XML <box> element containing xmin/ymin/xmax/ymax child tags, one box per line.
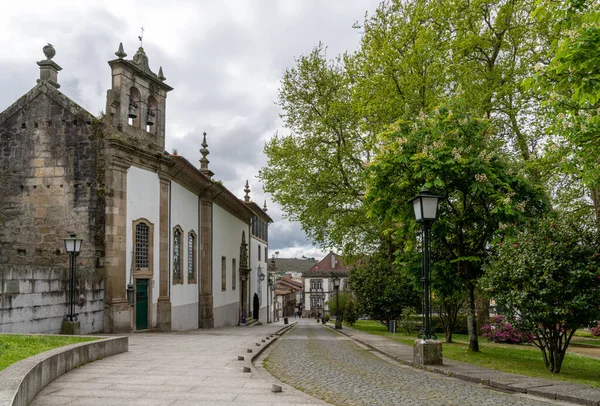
<box><xmin>32</xmin><ymin>322</ymin><xmax>325</xmax><ymax>405</ymax></box>
<box><xmin>30</xmin><ymin>319</ymin><xmax>600</xmax><ymax>406</ymax></box>
<box><xmin>264</xmin><ymin>319</ymin><xmax>567</xmax><ymax>406</ymax></box>
<box><xmin>327</xmin><ymin>322</ymin><xmax>600</xmax><ymax>406</ymax></box>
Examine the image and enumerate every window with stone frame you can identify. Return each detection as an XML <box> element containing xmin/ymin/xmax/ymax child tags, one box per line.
<box><xmin>173</xmin><ymin>226</ymin><xmax>183</xmax><ymax>284</ymax></box>
<box><xmin>264</xmin><ymin>247</ymin><xmax>267</xmax><ymax>263</ymax></box>
<box><xmin>187</xmin><ymin>231</ymin><xmax>197</xmax><ymax>284</ymax></box>
<box><xmin>135</xmin><ymin>222</ymin><xmax>149</xmax><ymax>268</ymax></box>
<box><xmin>232</xmin><ymin>258</ymin><xmax>237</xmax><ymax>290</ymax></box>
<box><xmin>133</xmin><ymin>219</ymin><xmax>154</xmax><ymax>273</ymax></box>
<box><xmin>221</xmin><ymin>256</ymin><xmax>227</xmax><ymax>291</ymax></box>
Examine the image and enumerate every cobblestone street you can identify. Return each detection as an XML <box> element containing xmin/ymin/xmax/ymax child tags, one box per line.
<box><xmin>263</xmin><ymin>320</ymin><xmax>563</xmax><ymax>406</ymax></box>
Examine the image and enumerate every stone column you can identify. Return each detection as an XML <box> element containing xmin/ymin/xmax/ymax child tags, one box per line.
<box><xmin>104</xmin><ymin>160</ymin><xmax>130</xmax><ymax>333</ymax></box>
<box><xmin>157</xmin><ymin>175</ymin><xmax>171</xmax><ymax>331</ymax></box>
<box><xmin>199</xmin><ymin>199</ymin><xmax>213</xmax><ymax>328</ymax></box>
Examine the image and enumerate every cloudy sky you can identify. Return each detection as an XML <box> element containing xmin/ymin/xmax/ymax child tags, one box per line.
<box><xmin>1</xmin><ymin>0</ymin><xmax>381</xmax><ymax>260</ymax></box>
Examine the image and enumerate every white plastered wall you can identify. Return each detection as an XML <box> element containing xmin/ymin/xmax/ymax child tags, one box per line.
<box><xmin>126</xmin><ymin>166</ymin><xmax>160</xmax><ymax>328</ymax></box>
<box><xmin>212</xmin><ymin>204</ymin><xmax>247</xmax><ymax>327</ymax></box>
<box><xmin>169</xmin><ymin>181</ymin><xmax>199</xmax><ymax>331</ymax></box>
<box><xmin>250</xmin><ymin>235</ymin><xmax>268</xmax><ymax>322</ymax></box>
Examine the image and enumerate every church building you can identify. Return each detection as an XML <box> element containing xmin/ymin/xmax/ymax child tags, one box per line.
<box><xmin>0</xmin><ymin>43</ymin><xmax>271</xmax><ymax>334</ymax></box>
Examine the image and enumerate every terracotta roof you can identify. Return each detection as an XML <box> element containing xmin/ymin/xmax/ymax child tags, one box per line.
<box><xmin>272</xmin><ymin>258</ymin><xmax>317</xmax><ymax>274</ymax></box>
<box><xmin>275</xmin><ymin>276</ymin><xmax>303</xmax><ymax>293</ymax></box>
<box><xmin>304</xmin><ymin>252</ymin><xmax>349</xmax><ymax>277</ymax></box>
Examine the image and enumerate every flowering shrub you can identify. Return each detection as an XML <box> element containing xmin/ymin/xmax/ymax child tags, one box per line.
<box><xmin>481</xmin><ymin>315</ymin><xmax>535</xmax><ymax>344</ymax></box>
<box><xmin>590</xmin><ymin>322</ymin><xmax>600</xmax><ymax>337</ymax></box>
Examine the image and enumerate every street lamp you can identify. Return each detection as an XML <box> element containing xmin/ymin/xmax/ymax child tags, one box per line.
<box><xmin>63</xmin><ymin>233</ymin><xmax>83</xmax><ymax>322</ymax></box>
<box><xmin>409</xmin><ymin>186</ymin><xmax>442</xmax><ymax>341</ymax></box>
<box><xmin>269</xmin><ymin>255</ymin><xmax>276</xmax><ymax>323</ymax></box>
<box><xmin>333</xmin><ymin>277</ymin><xmax>341</xmax><ymax>329</ymax></box>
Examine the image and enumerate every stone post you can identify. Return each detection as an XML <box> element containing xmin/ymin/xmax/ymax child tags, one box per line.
<box><xmin>413</xmin><ymin>339</ymin><xmax>443</xmax><ymax>365</ymax></box>
<box><xmin>104</xmin><ymin>160</ymin><xmax>130</xmax><ymax>333</ymax></box>
<box><xmin>157</xmin><ymin>175</ymin><xmax>171</xmax><ymax>331</ymax></box>
<box><xmin>199</xmin><ymin>199</ymin><xmax>213</xmax><ymax>328</ymax></box>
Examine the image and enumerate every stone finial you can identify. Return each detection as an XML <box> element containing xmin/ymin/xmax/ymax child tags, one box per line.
<box><xmin>158</xmin><ymin>66</ymin><xmax>166</xmax><ymax>81</ymax></box>
<box><xmin>199</xmin><ymin>132</ymin><xmax>214</xmax><ymax>178</ymax></box>
<box><xmin>37</xmin><ymin>44</ymin><xmax>62</xmax><ymax>89</ymax></box>
<box><xmin>43</xmin><ymin>44</ymin><xmax>55</xmax><ymax>60</ymax></box>
<box><xmin>132</xmin><ymin>47</ymin><xmax>153</xmax><ymax>75</ymax></box>
<box><xmin>263</xmin><ymin>200</ymin><xmax>268</xmax><ymax>212</ymax></box>
<box><xmin>115</xmin><ymin>42</ymin><xmax>127</xmax><ymax>59</ymax></box>
<box><xmin>244</xmin><ymin>180</ymin><xmax>251</xmax><ymax>202</ymax></box>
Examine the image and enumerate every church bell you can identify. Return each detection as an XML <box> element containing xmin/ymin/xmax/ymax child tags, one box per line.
<box><xmin>128</xmin><ymin>103</ymin><xmax>137</xmax><ymax>119</ymax></box>
<box><xmin>146</xmin><ymin>110</ymin><xmax>154</xmax><ymax>126</ymax></box>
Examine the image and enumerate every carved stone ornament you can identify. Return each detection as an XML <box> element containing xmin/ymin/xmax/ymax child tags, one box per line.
<box><xmin>43</xmin><ymin>44</ymin><xmax>56</xmax><ymax>60</ymax></box>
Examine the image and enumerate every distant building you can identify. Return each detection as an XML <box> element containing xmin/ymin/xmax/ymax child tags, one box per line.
<box><xmin>302</xmin><ymin>252</ymin><xmax>349</xmax><ymax>318</ymax></box>
<box><xmin>272</xmin><ymin>276</ymin><xmax>302</xmax><ymax>320</ymax></box>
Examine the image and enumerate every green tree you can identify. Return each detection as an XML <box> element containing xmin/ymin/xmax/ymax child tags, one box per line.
<box><xmin>259</xmin><ymin>44</ymin><xmax>376</xmax><ymax>252</ymax></box>
<box><xmin>349</xmin><ymin>253</ymin><xmax>421</xmax><ymax>324</ymax></box>
<box><xmin>327</xmin><ymin>291</ymin><xmax>359</xmax><ymax>325</ymax></box>
<box><xmin>431</xmin><ymin>260</ymin><xmax>467</xmax><ymax>343</ymax></box>
<box><xmin>366</xmin><ymin>100</ymin><xmax>548</xmax><ymax>351</ymax></box>
<box><xmin>527</xmin><ymin>0</ymin><xmax>600</xmax><ymax>234</ymax></box>
<box><xmin>261</xmin><ymin>0</ymin><xmax>556</xmax><ymax>255</ymax></box>
<box><xmin>481</xmin><ymin>215</ymin><xmax>600</xmax><ymax>373</ymax></box>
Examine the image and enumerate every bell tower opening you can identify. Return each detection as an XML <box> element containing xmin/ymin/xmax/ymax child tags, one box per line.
<box><xmin>105</xmin><ymin>42</ymin><xmax>173</xmax><ymax>151</ymax></box>
<box><xmin>128</xmin><ymin>87</ymin><xmax>141</xmax><ymax>127</ymax></box>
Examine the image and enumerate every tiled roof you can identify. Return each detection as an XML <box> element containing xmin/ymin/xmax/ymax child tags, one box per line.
<box><xmin>304</xmin><ymin>252</ymin><xmax>350</xmax><ymax>277</ymax></box>
<box><xmin>272</xmin><ymin>258</ymin><xmax>317</xmax><ymax>274</ymax></box>
<box><xmin>274</xmin><ymin>276</ymin><xmax>302</xmax><ymax>293</ymax></box>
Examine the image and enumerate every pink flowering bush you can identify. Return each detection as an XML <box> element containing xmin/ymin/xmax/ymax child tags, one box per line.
<box><xmin>590</xmin><ymin>322</ymin><xmax>600</xmax><ymax>337</ymax></box>
<box><xmin>481</xmin><ymin>315</ymin><xmax>535</xmax><ymax>344</ymax></box>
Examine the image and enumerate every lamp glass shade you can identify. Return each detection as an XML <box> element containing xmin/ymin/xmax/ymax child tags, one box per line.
<box><xmin>63</xmin><ymin>234</ymin><xmax>83</xmax><ymax>253</ymax></box>
<box><xmin>421</xmin><ymin>195</ymin><xmax>439</xmax><ymax>220</ymax></box>
<box><xmin>333</xmin><ymin>278</ymin><xmax>340</xmax><ymax>288</ymax></box>
<box><xmin>260</xmin><ymin>273</ymin><xmax>265</xmax><ymax>281</ymax></box>
<box><xmin>412</xmin><ymin>199</ymin><xmax>423</xmax><ymax>221</ymax></box>
<box><xmin>410</xmin><ymin>186</ymin><xmax>442</xmax><ymax>222</ymax></box>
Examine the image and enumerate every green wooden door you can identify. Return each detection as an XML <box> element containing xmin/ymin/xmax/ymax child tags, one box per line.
<box><xmin>135</xmin><ymin>279</ymin><xmax>148</xmax><ymax>330</ymax></box>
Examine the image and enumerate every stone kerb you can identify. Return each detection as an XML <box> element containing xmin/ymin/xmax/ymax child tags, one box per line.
<box><xmin>0</xmin><ymin>336</ymin><xmax>128</xmax><ymax>406</ymax></box>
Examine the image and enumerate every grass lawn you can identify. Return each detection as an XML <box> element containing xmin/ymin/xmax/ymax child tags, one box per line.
<box><xmin>346</xmin><ymin>320</ymin><xmax>600</xmax><ymax>388</ymax></box>
<box><xmin>0</xmin><ymin>334</ymin><xmax>97</xmax><ymax>371</ymax></box>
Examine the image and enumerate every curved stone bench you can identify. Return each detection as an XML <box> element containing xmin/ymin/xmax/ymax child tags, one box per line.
<box><xmin>0</xmin><ymin>336</ymin><xmax>128</xmax><ymax>406</ymax></box>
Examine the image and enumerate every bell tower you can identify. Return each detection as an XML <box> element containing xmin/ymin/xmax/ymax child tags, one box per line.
<box><xmin>105</xmin><ymin>42</ymin><xmax>173</xmax><ymax>151</ymax></box>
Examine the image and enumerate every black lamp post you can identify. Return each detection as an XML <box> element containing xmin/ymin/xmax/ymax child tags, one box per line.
<box><xmin>333</xmin><ymin>277</ymin><xmax>341</xmax><ymax>329</ymax></box>
<box><xmin>409</xmin><ymin>186</ymin><xmax>442</xmax><ymax>340</ymax></box>
<box><xmin>127</xmin><ymin>250</ymin><xmax>135</xmax><ymax>307</ymax></box>
<box><xmin>63</xmin><ymin>233</ymin><xmax>83</xmax><ymax>322</ymax></box>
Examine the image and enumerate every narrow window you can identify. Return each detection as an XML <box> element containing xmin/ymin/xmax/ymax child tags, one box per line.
<box><xmin>258</xmin><ymin>244</ymin><xmax>261</xmax><ymax>261</ymax></box>
<box><xmin>188</xmin><ymin>232</ymin><xmax>197</xmax><ymax>283</ymax></box>
<box><xmin>264</xmin><ymin>247</ymin><xmax>267</xmax><ymax>263</ymax></box>
<box><xmin>173</xmin><ymin>227</ymin><xmax>183</xmax><ymax>284</ymax></box>
<box><xmin>221</xmin><ymin>256</ymin><xmax>227</xmax><ymax>291</ymax></box>
<box><xmin>135</xmin><ymin>223</ymin><xmax>149</xmax><ymax>268</ymax></box>
<box><xmin>232</xmin><ymin>258</ymin><xmax>237</xmax><ymax>290</ymax></box>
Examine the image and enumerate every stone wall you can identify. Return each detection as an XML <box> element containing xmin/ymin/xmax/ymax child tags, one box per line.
<box><xmin>0</xmin><ymin>83</ymin><xmax>107</xmax><ymax>333</ymax></box>
<box><xmin>0</xmin><ymin>264</ymin><xmax>104</xmax><ymax>333</ymax></box>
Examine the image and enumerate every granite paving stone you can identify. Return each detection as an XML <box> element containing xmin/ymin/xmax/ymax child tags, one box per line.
<box><xmin>263</xmin><ymin>319</ymin><xmax>567</xmax><ymax>406</ymax></box>
<box><xmin>31</xmin><ymin>321</ymin><xmax>324</xmax><ymax>405</ymax></box>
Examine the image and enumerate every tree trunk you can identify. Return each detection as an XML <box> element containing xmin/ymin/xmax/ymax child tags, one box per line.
<box><xmin>475</xmin><ymin>287</ymin><xmax>490</xmax><ymax>334</ymax></box>
<box><xmin>591</xmin><ymin>183</ymin><xmax>600</xmax><ymax>243</ymax></box>
<box><xmin>535</xmin><ymin>326</ymin><xmax>576</xmax><ymax>374</ymax></box>
<box><xmin>466</xmin><ymin>280</ymin><xmax>479</xmax><ymax>352</ymax></box>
